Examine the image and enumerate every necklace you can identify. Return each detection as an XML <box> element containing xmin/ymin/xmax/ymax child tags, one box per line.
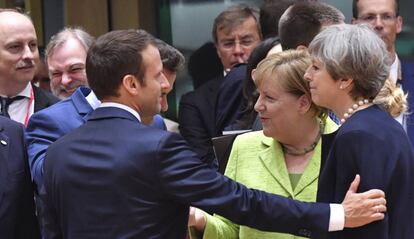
<box><xmin>281</xmin><ymin>120</ymin><xmax>325</xmax><ymax>156</ymax></box>
<box><xmin>340</xmin><ymin>99</ymin><xmax>371</xmax><ymax>124</ymax></box>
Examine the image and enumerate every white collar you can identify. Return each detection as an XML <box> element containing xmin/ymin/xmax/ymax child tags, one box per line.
<box><xmin>85</xmin><ymin>90</ymin><xmax>101</xmax><ymax>110</ymax></box>
<box><xmin>0</xmin><ymin>83</ymin><xmax>32</xmax><ymax>98</ymax></box>
<box><xmin>99</xmin><ymin>102</ymin><xmax>141</xmax><ymax>122</ymax></box>
<box><xmin>390</xmin><ymin>54</ymin><xmax>399</xmax><ymax>84</ymax></box>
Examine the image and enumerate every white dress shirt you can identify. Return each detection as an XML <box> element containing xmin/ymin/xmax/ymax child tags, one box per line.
<box><xmin>4</xmin><ymin>83</ymin><xmax>34</xmax><ymax>125</ymax></box>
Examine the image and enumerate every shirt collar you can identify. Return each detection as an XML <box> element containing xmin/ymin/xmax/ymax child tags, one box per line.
<box><xmin>99</xmin><ymin>102</ymin><xmax>141</xmax><ymax>122</ymax></box>
<box><xmin>85</xmin><ymin>90</ymin><xmax>101</xmax><ymax>110</ymax></box>
<box><xmin>390</xmin><ymin>54</ymin><xmax>399</xmax><ymax>84</ymax></box>
<box><xmin>0</xmin><ymin>83</ymin><xmax>32</xmax><ymax>98</ymax></box>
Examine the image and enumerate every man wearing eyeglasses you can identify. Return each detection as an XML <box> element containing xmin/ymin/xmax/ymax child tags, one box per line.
<box><xmin>179</xmin><ymin>4</ymin><xmax>261</xmax><ymax>167</ymax></box>
<box><xmin>352</xmin><ymin>0</ymin><xmax>414</xmax><ymax>147</ymax></box>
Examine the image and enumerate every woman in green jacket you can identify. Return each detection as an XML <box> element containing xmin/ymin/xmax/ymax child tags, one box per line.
<box><xmin>190</xmin><ymin>49</ymin><xmax>337</xmax><ymax>239</ymax></box>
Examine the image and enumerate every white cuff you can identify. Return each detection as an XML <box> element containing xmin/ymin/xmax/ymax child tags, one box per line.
<box><xmin>328</xmin><ymin>203</ymin><xmax>344</xmax><ymax>231</ymax></box>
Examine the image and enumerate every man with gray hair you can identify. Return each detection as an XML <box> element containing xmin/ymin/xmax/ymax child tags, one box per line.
<box><xmin>26</xmin><ymin>32</ymin><xmax>177</xmax><ymax>192</ymax></box>
<box><xmin>45</xmin><ymin>27</ymin><xmax>94</xmax><ymax>99</ymax></box>
<box><xmin>26</xmin><ymin>27</ymin><xmax>98</xmax><ymax>192</ymax></box>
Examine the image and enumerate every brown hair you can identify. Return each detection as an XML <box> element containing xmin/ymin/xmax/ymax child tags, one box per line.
<box><xmin>212</xmin><ymin>4</ymin><xmax>260</xmax><ymax>43</ymax></box>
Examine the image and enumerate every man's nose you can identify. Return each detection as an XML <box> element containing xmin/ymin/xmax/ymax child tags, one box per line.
<box><xmin>22</xmin><ymin>45</ymin><xmax>35</xmax><ymax>59</ymax></box>
<box><xmin>61</xmin><ymin>73</ymin><xmax>72</xmax><ymax>85</ymax></box>
<box><xmin>233</xmin><ymin>42</ymin><xmax>243</xmax><ymax>54</ymax></box>
<box><xmin>160</xmin><ymin>74</ymin><xmax>170</xmax><ymax>90</ymax></box>
<box><xmin>373</xmin><ymin>16</ymin><xmax>385</xmax><ymax>29</ymax></box>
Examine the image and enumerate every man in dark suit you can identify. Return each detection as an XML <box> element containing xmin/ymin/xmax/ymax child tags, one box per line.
<box><xmin>42</xmin><ymin>29</ymin><xmax>386</xmax><ymax>239</ymax></box>
<box><xmin>0</xmin><ymin>9</ymin><xmax>58</xmax><ymax>127</ymax></box>
<box><xmin>352</xmin><ymin>0</ymin><xmax>414</xmax><ymax>146</ymax></box>
<box><xmin>27</xmin><ymin>28</ymin><xmax>169</xmax><ymax>194</ymax></box>
<box><xmin>179</xmin><ymin>4</ymin><xmax>261</xmax><ymax>166</ymax></box>
<box><xmin>0</xmin><ymin>116</ymin><xmax>40</xmax><ymax>238</ymax></box>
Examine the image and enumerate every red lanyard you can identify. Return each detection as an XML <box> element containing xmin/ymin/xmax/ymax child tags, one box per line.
<box><xmin>24</xmin><ymin>89</ymin><xmax>34</xmax><ymax>127</ymax></box>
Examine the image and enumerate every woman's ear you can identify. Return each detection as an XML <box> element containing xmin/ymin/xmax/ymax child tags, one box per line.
<box><xmin>339</xmin><ymin>78</ymin><xmax>354</xmax><ymax>90</ymax></box>
<box><xmin>298</xmin><ymin>94</ymin><xmax>312</xmax><ymax>114</ymax></box>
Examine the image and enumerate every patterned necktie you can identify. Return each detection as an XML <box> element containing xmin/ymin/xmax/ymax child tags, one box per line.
<box><xmin>0</xmin><ymin>96</ymin><xmax>25</xmax><ymax>118</ymax></box>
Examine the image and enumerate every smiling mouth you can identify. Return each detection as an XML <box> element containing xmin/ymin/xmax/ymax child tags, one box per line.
<box><xmin>16</xmin><ymin>65</ymin><xmax>35</xmax><ymax>70</ymax></box>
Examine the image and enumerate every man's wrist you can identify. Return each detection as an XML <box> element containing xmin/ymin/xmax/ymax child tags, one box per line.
<box><xmin>328</xmin><ymin>203</ymin><xmax>344</xmax><ymax>231</ymax></box>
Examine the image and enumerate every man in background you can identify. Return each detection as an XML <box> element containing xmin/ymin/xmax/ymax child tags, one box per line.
<box><xmin>26</xmin><ymin>27</ymin><xmax>96</xmax><ymax>192</ymax></box>
<box><xmin>351</xmin><ymin>0</ymin><xmax>414</xmax><ymax>146</ymax></box>
<box><xmin>46</xmin><ymin>27</ymin><xmax>93</xmax><ymax>100</ymax></box>
<box><xmin>155</xmin><ymin>38</ymin><xmax>185</xmax><ymax>132</ymax></box>
<box><xmin>0</xmin><ymin>9</ymin><xmax>58</xmax><ymax>126</ymax></box>
<box><xmin>179</xmin><ymin>4</ymin><xmax>261</xmax><ymax>167</ymax></box>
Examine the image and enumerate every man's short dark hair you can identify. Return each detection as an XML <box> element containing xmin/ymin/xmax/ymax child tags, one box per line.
<box><xmin>259</xmin><ymin>0</ymin><xmax>295</xmax><ymax>39</ymax></box>
<box><xmin>352</xmin><ymin>0</ymin><xmax>399</xmax><ymax>18</ymax></box>
<box><xmin>278</xmin><ymin>1</ymin><xmax>344</xmax><ymax>50</ymax></box>
<box><xmin>86</xmin><ymin>29</ymin><xmax>154</xmax><ymax>100</ymax></box>
<box><xmin>154</xmin><ymin>39</ymin><xmax>185</xmax><ymax>72</ymax></box>
<box><xmin>212</xmin><ymin>4</ymin><xmax>261</xmax><ymax>44</ymax></box>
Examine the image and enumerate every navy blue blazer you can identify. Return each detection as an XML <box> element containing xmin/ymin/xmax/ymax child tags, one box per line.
<box><xmin>26</xmin><ymin>87</ymin><xmax>167</xmax><ymax>192</ymax></box>
<box><xmin>26</xmin><ymin>87</ymin><xmax>94</xmax><ymax>192</ymax></box>
<box><xmin>400</xmin><ymin>60</ymin><xmax>414</xmax><ymax>146</ymax></box>
<box><xmin>215</xmin><ymin>64</ymin><xmax>247</xmax><ymax>134</ymax></box>
<box><xmin>0</xmin><ymin>117</ymin><xmax>40</xmax><ymax>238</ymax></box>
<box><xmin>179</xmin><ymin>76</ymin><xmax>223</xmax><ymax>167</ymax></box>
<box><xmin>43</xmin><ymin>107</ymin><xmax>330</xmax><ymax>239</ymax></box>
<box><xmin>319</xmin><ymin>105</ymin><xmax>414</xmax><ymax>238</ymax></box>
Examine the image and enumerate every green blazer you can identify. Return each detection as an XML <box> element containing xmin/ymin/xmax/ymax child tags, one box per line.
<box><xmin>202</xmin><ymin>119</ymin><xmax>338</xmax><ymax>239</ymax></box>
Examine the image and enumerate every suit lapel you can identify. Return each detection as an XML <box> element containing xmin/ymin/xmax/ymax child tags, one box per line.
<box><xmin>258</xmin><ymin>137</ymin><xmax>293</xmax><ymax>195</ymax></box>
<box><xmin>32</xmin><ymin>84</ymin><xmax>59</xmax><ymax>112</ymax></box>
<box><xmin>0</xmin><ymin>121</ymin><xmax>8</xmax><ymax>203</ymax></box>
<box><xmin>0</xmin><ymin>121</ymin><xmax>9</xmax><ymax>168</ymax></box>
<box><xmin>71</xmin><ymin>87</ymin><xmax>94</xmax><ymax>122</ymax></box>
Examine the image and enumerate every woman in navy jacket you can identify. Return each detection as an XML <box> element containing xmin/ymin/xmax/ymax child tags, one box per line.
<box><xmin>304</xmin><ymin>24</ymin><xmax>413</xmax><ymax>239</ymax></box>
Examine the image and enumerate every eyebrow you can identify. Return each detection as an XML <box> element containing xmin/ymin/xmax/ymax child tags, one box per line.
<box><xmin>68</xmin><ymin>63</ymin><xmax>85</xmax><ymax>69</ymax></box>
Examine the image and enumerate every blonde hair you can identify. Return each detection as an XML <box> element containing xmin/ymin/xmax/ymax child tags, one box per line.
<box><xmin>253</xmin><ymin>49</ymin><xmax>326</xmax><ymax>119</ymax></box>
<box><xmin>373</xmin><ymin>78</ymin><xmax>408</xmax><ymax>117</ymax></box>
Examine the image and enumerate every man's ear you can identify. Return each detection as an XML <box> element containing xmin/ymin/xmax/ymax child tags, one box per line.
<box><xmin>122</xmin><ymin>74</ymin><xmax>140</xmax><ymax>95</ymax></box>
<box><xmin>396</xmin><ymin>16</ymin><xmax>403</xmax><ymax>34</ymax></box>
<box><xmin>351</xmin><ymin>18</ymin><xmax>358</xmax><ymax>24</ymax></box>
<box><xmin>296</xmin><ymin>45</ymin><xmax>308</xmax><ymax>50</ymax></box>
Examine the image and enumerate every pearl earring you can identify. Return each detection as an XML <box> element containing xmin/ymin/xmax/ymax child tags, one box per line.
<box><xmin>339</xmin><ymin>85</ymin><xmax>344</xmax><ymax>90</ymax></box>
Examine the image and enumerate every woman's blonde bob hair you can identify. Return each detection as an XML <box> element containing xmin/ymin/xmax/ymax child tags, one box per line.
<box><xmin>253</xmin><ymin>49</ymin><xmax>326</xmax><ymax>119</ymax></box>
